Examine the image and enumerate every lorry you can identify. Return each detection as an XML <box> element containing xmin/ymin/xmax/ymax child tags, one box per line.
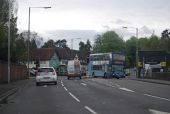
<box><xmin>67</xmin><ymin>56</ymin><xmax>81</xmax><ymax>79</ymax></box>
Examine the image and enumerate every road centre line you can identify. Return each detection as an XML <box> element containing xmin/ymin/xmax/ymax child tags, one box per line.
<box><xmin>119</xmin><ymin>87</ymin><xmax>135</xmax><ymax>92</ymax></box>
<box><xmin>81</xmin><ymin>83</ymin><xmax>87</xmax><ymax>86</ymax></box>
<box><xmin>144</xmin><ymin>94</ymin><xmax>170</xmax><ymax>102</ymax></box>
<box><xmin>63</xmin><ymin>87</ymin><xmax>68</xmax><ymax>91</ymax></box>
<box><xmin>69</xmin><ymin>92</ymin><xmax>80</xmax><ymax>102</ymax></box>
<box><xmin>84</xmin><ymin>106</ymin><xmax>98</xmax><ymax>114</ymax></box>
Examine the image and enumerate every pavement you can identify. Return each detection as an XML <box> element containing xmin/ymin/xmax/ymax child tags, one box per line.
<box><xmin>0</xmin><ymin>79</ymin><xmax>30</xmax><ymax>103</ymax></box>
<box><xmin>126</xmin><ymin>75</ymin><xmax>170</xmax><ymax>85</ymax></box>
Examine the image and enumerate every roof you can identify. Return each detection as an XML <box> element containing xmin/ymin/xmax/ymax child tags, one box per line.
<box><xmin>56</xmin><ymin>48</ymin><xmax>70</xmax><ymax>60</ymax></box>
<box><xmin>56</xmin><ymin>48</ymin><xmax>89</xmax><ymax>61</ymax></box>
<box><xmin>30</xmin><ymin>48</ymin><xmax>55</xmax><ymax>61</ymax></box>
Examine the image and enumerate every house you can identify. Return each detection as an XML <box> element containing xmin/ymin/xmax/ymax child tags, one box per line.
<box><xmin>28</xmin><ymin>48</ymin><xmax>60</xmax><ymax>69</ymax></box>
<box><xmin>27</xmin><ymin>47</ymin><xmax>89</xmax><ymax>75</ymax></box>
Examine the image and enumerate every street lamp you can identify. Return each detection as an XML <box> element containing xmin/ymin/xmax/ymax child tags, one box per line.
<box><xmin>8</xmin><ymin>0</ymin><xmax>11</xmax><ymax>83</ymax></box>
<box><xmin>123</xmin><ymin>26</ymin><xmax>139</xmax><ymax>78</ymax></box>
<box><xmin>27</xmin><ymin>6</ymin><xmax>51</xmax><ymax>78</ymax></box>
<box><xmin>71</xmin><ymin>38</ymin><xmax>81</xmax><ymax>49</ymax></box>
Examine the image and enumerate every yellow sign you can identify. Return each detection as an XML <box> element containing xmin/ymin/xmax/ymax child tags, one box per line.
<box><xmin>138</xmin><ymin>62</ymin><xmax>142</xmax><ymax>68</ymax></box>
<box><xmin>161</xmin><ymin>62</ymin><xmax>166</xmax><ymax>67</ymax></box>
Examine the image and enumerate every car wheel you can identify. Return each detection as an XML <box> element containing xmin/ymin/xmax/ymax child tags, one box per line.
<box><xmin>79</xmin><ymin>76</ymin><xmax>82</xmax><ymax>79</ymax></box>
<box><xmin>67</xmin><ymin>77</ymin><xmax>70</xmax><ymax>80</ymax></box>
<box><xmin>54</xmin><ymin>82</ymin><xmax>57</xmax><ymax>85</ymax></box>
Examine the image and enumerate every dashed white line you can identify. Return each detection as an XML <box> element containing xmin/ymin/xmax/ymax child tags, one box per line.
<box><xmin>61</xmin><ymin>80</ymin><xmax>63</xmax><ymax>84</ymax></box>
<box><xmin>84</xmin><ymin>106</ymin><xmax>98</xmax><ymax>114</ymax></box>
<box><xmin>119</xmin><ymin>87</ymin><xmax>135</xmax><ymax>92</ymax></box>
<box><xmin>81</xmin><ymin>83</ymin><xmax>87</xmax><ymax>86</ymax></box>
<box><xmin>63</xmin><ymin>87</ymin><xmax>68</xmax><ymax>91</ymax></box>
<box><xmin>111</xmin><ymin>85</ymin><xmax>115</xmax><ymax>88</ymax></box>
<box><xmin>69</xmin><ymin>92</ymin><xmax>80</xmax><ymax>102</ymax></box>
<box><xmin>144</xmin><ymin>94</ymin><xmax>170</xmax><ymax>102</ymax></box>
<box><xmin>61</xmin><ymin>83</ymin><xmax>64</xmax><ymax>87</ymax></box>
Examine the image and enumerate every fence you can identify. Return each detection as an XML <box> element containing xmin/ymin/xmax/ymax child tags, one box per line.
<box><xmin>0</xmin><ymin>61</ymin><xmax>28</xmax><ymax>83</ymax></box>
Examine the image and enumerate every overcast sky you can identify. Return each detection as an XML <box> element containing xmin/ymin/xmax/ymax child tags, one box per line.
<box><xmin>17</xmin><ymin>0</ymin><xmax>170</xmax><ymax>49</ymax></box>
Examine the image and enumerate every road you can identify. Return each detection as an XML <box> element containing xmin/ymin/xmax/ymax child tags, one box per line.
<box><xmin>0</xmin><ymin>76</ymin><xmax>170</xmax><ymax>114</ymax></box>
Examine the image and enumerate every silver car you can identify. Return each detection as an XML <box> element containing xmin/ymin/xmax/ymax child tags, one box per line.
<box><xmin>36</xmin><ymin>67</ymin><xmax>57</xmax><ymax>86</ymax></box>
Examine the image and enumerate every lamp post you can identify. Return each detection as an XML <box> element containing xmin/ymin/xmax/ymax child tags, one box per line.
<box><xmin>27</xmin><ymin>6</ymin><xmax>51</xmax><ymax>78</ymax></box>
<box><xmin>8</xmin><ymin>0</ymin><xmax>11</xmax><ymax>83</ymax></box>
<box><xmin>71</xmin><ymin>38</ymin><xmax>81</xmax><ymax>49</ymax></box>
<box><xmin>123</xmin><ymin>26</ymin><xmax>139</xmax><ymax>78</ymax></box>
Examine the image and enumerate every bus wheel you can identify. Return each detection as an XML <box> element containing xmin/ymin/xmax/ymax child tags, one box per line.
<box><xmin>103</xmin><ymin>73</ymin><xmax>106</xmax><ymax>78</ymax></box>
<box><xmin>92</xmin><ymin>72</ymin><xmax>95</xmax><ymax>78</ymax></box>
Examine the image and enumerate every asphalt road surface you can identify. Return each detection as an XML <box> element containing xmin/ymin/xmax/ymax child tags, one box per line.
<box><xmin>0</xmin><ymin>76</ymin><xmax>170</xmax><ymax>114</ymax></box>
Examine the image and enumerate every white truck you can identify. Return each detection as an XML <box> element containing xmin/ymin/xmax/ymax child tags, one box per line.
<box><xmin>67</xmin><ymin>57</ymin><xmax>81</xmax><ymax>79</ymax></box>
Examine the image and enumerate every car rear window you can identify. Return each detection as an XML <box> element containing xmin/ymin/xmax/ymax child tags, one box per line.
<box><xmin>38</xmin><ymin>68</ymin><xmax>54</xmax><ymax>72</ymax></box>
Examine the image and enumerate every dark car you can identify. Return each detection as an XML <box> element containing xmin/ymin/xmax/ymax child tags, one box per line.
<box><xmin>112</xmin><ymin>70</ymin><xmax>125</xmax><ymax>79</ymax></box>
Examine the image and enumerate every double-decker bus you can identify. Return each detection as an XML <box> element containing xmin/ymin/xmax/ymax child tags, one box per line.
<box><xmin>87</xmin><ymin>52</ymin><xmax>125</xmax><ymax>78</ymax></box>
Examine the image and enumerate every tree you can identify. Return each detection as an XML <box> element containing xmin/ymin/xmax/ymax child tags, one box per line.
<box><xmin>125</xmin><ymin>37</ymin><xmax>137</xmax><ymax>67</ymax></box>
<box><xmin>55</xmin><ymin>39</ymin><xmax>69</xmax><ymax>48</ymax></box>
<box><xmin>42</xmin><ymin>39</ymin><xmax>55</xmax><ymax>48</ymax></box>
<box><xmin>161</xmin><ymin>29</ymin><xmax>170</xmax><ymax>39</ymax></box>
<box><xmin>93</xmin><ymin>31</ymin><xmax>125</xmax><ymax>53</ymax></box>
<box><xmin>79</xmin><ymin>39</ymin><xmax>92</xmax><ymax>53</ymax></box>
<box><xmin>0</xmin><ymin>0</ymin><xmax>19</xmax><ymax>62</ymax></box>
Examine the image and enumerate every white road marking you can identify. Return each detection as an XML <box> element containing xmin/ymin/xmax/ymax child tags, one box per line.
<box><xmin>149</xmin><ymin>109</ymin><xmax>170</xmax><ymax>114</ymax></box>
<box><xmin>61</xmin><ymin>80</ymin><xmax>63</xmax><ymax>84</ymax></box>
<box><xmin>84</xmin><ymin>106</ymin><xmax>98</xmax><ymax>114</ymax></box>
<box><xmin>43</xmin><ymin>85</ymin><xmax>47</xmax><ymax>87</ymax></box>
<box><xmin>115</xmin><ymin>84</ymin><xmax>121</xmax><ymax>87</ymax></box>
<box><xmin>119</xmin><ymin>87</ymin><xmax>135</xmax><ymax>92</ymax></box>
<box><xmin>111</xmin><ymin>85</ymin><xmax>115</xmax><ymax>88</ymax></box>
<box><xmin>68</xmin><ymin>92</ymin><xmax>80</xmax><ymax>102</ymax></box>
<box><xmin>61</xmin><ymin>83</ymin><xmax>64</xmax><ymax>87</ymax></box>
<box><xmin>144</xmin><ymin>94</ymin><xmax>170</xmax><ymax>102</ymax></box>
<box><xmin>81</xmin><ymin>83</ymin><xmax>87</xmax><ymax>86</ymax></box>
<box><xmin>63</xmin><ymin>87</ymin><xmax>68</xmax><ymax>91</ymax></box>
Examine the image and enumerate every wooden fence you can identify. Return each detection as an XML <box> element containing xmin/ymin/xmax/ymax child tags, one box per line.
<box><xmin>0</xmin><ymin>61</ymin><xmax>28</xmax><ymax>83</ymax></box>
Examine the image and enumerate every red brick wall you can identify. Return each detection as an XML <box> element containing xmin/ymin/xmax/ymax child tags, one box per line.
<box><xmin>0</xmin><ymin>61</ymin><xmax>28</xmax><ymax>83</ymax></box>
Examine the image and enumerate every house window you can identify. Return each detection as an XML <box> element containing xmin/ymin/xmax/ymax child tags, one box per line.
<box><xmin>40</xmin><ymin>61</ymin><xmax>46</xmax><ymax>64</ymax></box>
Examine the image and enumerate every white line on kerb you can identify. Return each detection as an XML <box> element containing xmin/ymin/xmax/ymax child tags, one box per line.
<box><xmin>84</xmin><ymin>106</ymin><xmax>98</xmax><ymax>114</ymax></box>
<box><xmin>69</xmin><ymin>92</ymin><xmax>80</xmax><ymax>102</ymax></box>
<box><xmin>119</xmin><ymin>87</ymin><xmax>135</xmax><ymax>92</ymax></box>
<box><xmin>115</xmin><ymin>84</ymin><xmax>121</xmax><ymax>87</ymax></box>
<box><xmin>81</xmin><ymin>83</ymin><xmax>87</xmax><ymax>86</ymax></box>
<box><xmin>149</xmin><ymin>109</ymin><xmax>170</xmax><ymax>114</ymax></box>
<box><xmin>63</xmin><ymin>87</ymin><xmax>68</xmax><ymax>91</ymax></box>
<box><xmin>144</xmin><ymin>94</ymin><xmax>170</xmax><ymax>102</ymax></box>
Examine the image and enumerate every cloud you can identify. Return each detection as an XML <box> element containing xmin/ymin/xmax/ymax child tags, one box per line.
<box><xmin>114</xmin><ymin>19</ymin><xmax>131</xmax><ymax>25</ymax></box>
<box><xmin>140</xmin><ymin>26</ymin><xmax>153</xmax><ymax>35</ymax></box>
